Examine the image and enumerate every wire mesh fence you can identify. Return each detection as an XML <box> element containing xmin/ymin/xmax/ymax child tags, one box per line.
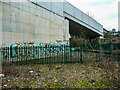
<box><xmin>0</xmin><ymin>44</ymin><xmax>119</xmax><ymax>66</ymax></box>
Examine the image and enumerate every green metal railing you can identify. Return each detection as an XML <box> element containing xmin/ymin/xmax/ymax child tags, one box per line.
<box><xmin>0</xmin><ymin>44</ymin><xmax>119</xmax><ymax>66</ymax></box>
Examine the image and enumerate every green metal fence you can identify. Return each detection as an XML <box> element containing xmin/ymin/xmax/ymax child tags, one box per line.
<box><xmin>0</xmin><ymin>44</ymin><xmax>119</xmax><ymax>66</ymax></box>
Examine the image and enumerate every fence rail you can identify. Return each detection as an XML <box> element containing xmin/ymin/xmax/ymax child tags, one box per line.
<box><xmin>0</xmin><ymin>44</ymin><xmax>119</xmax><ymax>66</ymax></box>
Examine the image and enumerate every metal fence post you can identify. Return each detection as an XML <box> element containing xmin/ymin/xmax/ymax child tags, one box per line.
<box><xmin>95</xmin><ymin>45</ymin><xmax>97</xmax><ymax>62</ymax></box>
<box><xmin>80</xmin><ymin>45</ymin><xmax>83</xmax><ymax>64</ymax></box>
<box><xmin>98</xmin><ymin>45</ymin><xmax>101</xmax><ymax>62</ymax></box>
<box><xmin>0</xmin><ymin>47</ymin><xmax>2</xmax><ymax>66</ymax></box>
<box><xmin>64</xmin><ymin>45</ymin><xmax>67</xmax><ymax>63</ymax></box>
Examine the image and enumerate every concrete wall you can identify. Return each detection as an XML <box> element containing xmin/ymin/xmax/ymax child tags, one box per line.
<box><xmin>118</xmin><ymin>1</ymin><xmax>120</xmax><ymax>32</ymax></box>
<box><xmin>36</xmin><ymin>1</ymin><xmax>64</xmax><ymax>16</ymax></box>
<box><xmin>0</xmin><ymin>2</ymin><xmax>1</xmax><ymax>44</ymax></box>
<box><xmin>0</xmin><ymin>1</ymin><xmax>69</xmax><ymax>46</ymax></box>
<box><xmin>35</xmin><ymin>1</ymin><xmax>103</xmax><ymax>35</ymax></box>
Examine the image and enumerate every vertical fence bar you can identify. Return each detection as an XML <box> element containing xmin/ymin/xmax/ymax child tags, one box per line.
<box><xmin>7</xmin><ymin>47</ymin><xmax>8</xmax><ymax>65</ymax></box>
<box><xmin>39</xmin><ymin>46</ymin><xmax>40</xmax><ymax>64</ymax></box>
<box><xmin>41</xmin><ymin>47</ymin><xmax>43</xmax><ymax>64</ymax></box>
<box><xmin>4</xmin><ymin>47</ymin><xmax>6</xmax><ymax>66</ymax></box>
<box><xmin>57</xmin><ymin>46</ymin><xmax>60</xmax><ymax>63</ymax></box>
<box><xmin>7</xmin><ymin>47</ymin><xmax>10</xmax><ymax>65</ymax></box>
<box><xmin>25</xmin><ymin>46</ymin><xmax>26</xmax><ymax>65</ymax></box>
<box><xmin>5</xmin><ymin>47</ymin><xmax>8</xmax><ymax>65</ymax></box>
<box><xmin>61</xmin><ymin>46</ymin><xmax>63</xmax><ymax>64</ymax></box>
<box><xmin>70</xmin><ymin>46</ymin><xmax>72</xmax><ymax>63</ymax></box>
<box><xmin>57</xmin><ymin>46</ymin><xmax>58</xmax><ymax>63</ymax></box>
<box><xmin>80</xmin><ymin>45</ymin><xmax>83</xmax><ymax>64</ymax></box>
<box><xmin>68</xmin><ymin>46</ymin><xmax>70</xmax><ymax>63</ymax></box>
<box><xmin>2</xmin><ymin>47</ymin><xmax>4</xmax><ymax>66</ymax></box>
<box><xmin>10</xmin><ymin>47</ymin><xmax>12</xmax><ymax>66</ymax></box>
<box><xmin>16</xmin><ymin>47</ymin><xmax>18</xmax><ymax>66</ymax></box>
<box><xmin>78</xmin><ymin>46</ymin><xmax>79</xmax><ymax>63</ymax></box>
<box><xmin>40</xmin><ymin>46</ymin><xmax>41</xmax><ymax>64</ymax></box>
<box><xmin>45</xmin><ymin>46</ymin><xmax>46</xmax><ymax>64</ymax></box>
<box><xmin>20</xmin><ymin>47</ymin><xmax>22</xmax><ymax>65</ymax></box>
<box><xmin>66</xmin><ymin>45</ymin><xmax>67</xmax><ymax>63</ymax></box>
<box><xmin>49</xmin><ymin>46</ymin><xmax>51</xmax><ymax>64</ymax></box>
<box><xmin>109</xmin><ymin>48</ymin><xmax>111</xmax><ymax>61</ymax></box>
<box><xmin>0</xmin><ymin>48</ymin><xmax>1</xmax><ymax>66</ymax></box>
<box><xmin>49</xmin><ymin>46</ymin><xmax>50</xmax><ymax>63</ymax></box>
<box><xmin>28</xmin><ymin>46</ymin><xmax>29</xmax><ymax>65</ymax></box>
<box><xmin>33</xmin><ymin>46</ymin><xmax>34</xmax><ymax>65</ymax></box>
<box><xmin>28</xmin><ymin>46</ymin><xmax>30</xmax><ymax>65</ymax></box>
<box><xmin>19</xmin><ymin>47</ymin><xmax>21</xmax><ymax>65</ymax></box>
<box><xmin>72</xmin><ymin>46</ymin><xmax>73</xmax><ymax>63</ymax></box>
<box><xmin>54</xmin><ymin>46</ymin><xmax>55</xmax><ymax>63</ymax></box>
<box><xmin>21</xmin><ymin>47</ymin><xmax>23</xmax><ymax>65</ymax></box>
<box><xmin>32</xmin><ymin>46</ymin><xmax>34</xmax><ymax>65</ymax></box>
<box><xmin>47</xmin><ymin>45</ymin><xmax>50</xmax><ymax>64</ymax></box>
<box><xmin>46</xmin><ymin>46</ymin><xmax>48</xmax><ymax>64</ymax></box>
<box><xmin>96</xmin><ymin>46</ymin><xmax>98</xmax><ymax>62</ymax></box>
<box><xmin>35</xmin><ymin>46</ymin><xmax>37</xmax><ymax>64</ymax></box>
<box><xmin>23</xmin><ymin>46</ymin><xmax>25</xmax><ymax>65</ymax></box>
<box><xmin>37</xmin><ymin>46</ymin><xmax>39</xmax><ymax>64</ymax></box>
<box><xmin>98</xmin><ymin>45</ymin><xmax>100</xmax><ymax>62</ymax></box>
<box><xmin>64</xmin><ymin>45</ymin><xmax>65</xmax><ymax>63</ymax></box>
<box><xmin>79</xmin><ymin>46</ymin><xmax>81</xmax><ymax>63</ymax></box>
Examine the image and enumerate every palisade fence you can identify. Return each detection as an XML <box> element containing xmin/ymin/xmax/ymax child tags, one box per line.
<box><xmin>0</xmin><ymin>43</ymin><xmax>120</xmax><ymax>66</ymax></box>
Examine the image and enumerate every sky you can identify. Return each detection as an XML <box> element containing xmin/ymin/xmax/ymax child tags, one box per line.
<box><xmin>66</xmin><ymin>0</ymin><xmax>119</xmax><ymax>31</ymax></box>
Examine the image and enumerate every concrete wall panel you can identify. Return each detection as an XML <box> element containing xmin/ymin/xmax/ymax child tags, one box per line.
<box><xmin>0</xmin><ymin>2</ymin><xmax>2</xmax><ymax>46</ymax></box>
<box><xmin>2</xmin><ymin>21</ymin><xmax>11</xmax><ymax>32</ymax></box>
<box><xmin>1</xmin><ymin>1</ymin><xmax>69</xmax><ymax>46</ymax></box>
<box><xmin>2</xmin><ymin>1</ymin><xmax>103</xmax><ymax>36</ymax></box>
<box><xmin>36</xmin><ymin>6</ymin><xmax>42</xmax><ymax>17</ymax></box>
